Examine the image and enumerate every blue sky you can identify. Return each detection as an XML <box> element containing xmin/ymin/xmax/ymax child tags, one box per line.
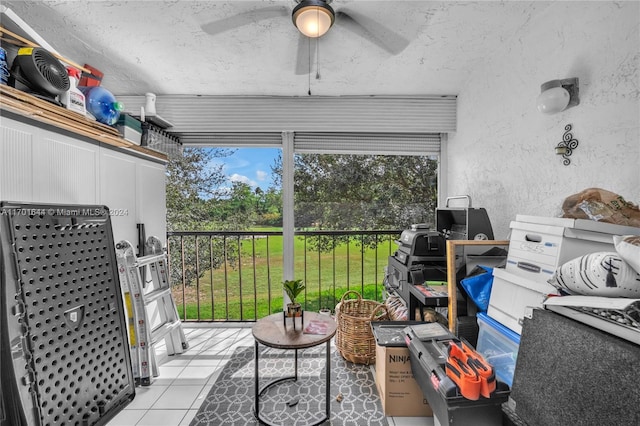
<box><xmin>210</xmin><ymin>147</ymin><xmax>281</xmax><ymax>192</ymax></box>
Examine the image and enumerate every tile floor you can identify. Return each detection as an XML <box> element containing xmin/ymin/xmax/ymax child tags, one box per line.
<box><xmin>106</xmin><ymin>323</ymin><xmax>435</xmax><ymax>426</ymax></box>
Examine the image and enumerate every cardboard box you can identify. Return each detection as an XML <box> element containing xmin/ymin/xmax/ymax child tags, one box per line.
<box><xmin>488</xmin><ymin>268</ymin><xmax>559</xmax><ymax>334</ymax></box>
<box><xmin>505</xmin><ymin>215</ymin><xmax>640</xmax><ymax>282</ymax></box>
<box><xmin>375</xmin><ymin>343</ymin><xmax>433</xmax><ymax>417</ymax></box>
<box><xmin>514</xmin><ymin>214</ymin><xmax>640</xmax><ymax>235</ymax></box>
<box><xmin>79</xmin><ymin>63</ymin><xmax>103</xmax><ymax>87</ymax></box>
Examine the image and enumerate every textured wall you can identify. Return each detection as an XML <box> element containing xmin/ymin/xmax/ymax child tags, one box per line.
<box><xmin>447</xmin><ymin>1</ymin><xmax>640</xmax><ymax>239</ymax></box>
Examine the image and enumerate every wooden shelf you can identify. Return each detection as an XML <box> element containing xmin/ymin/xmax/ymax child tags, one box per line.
<box><xmin>130</xmin><ymin>113</ymin><xmax>173</xmax><ymax>129</ymax></box>
<box><xmin>0</xmin><ymin>85</ymin><xmax>168</xmax><ymax>162</ymax></box>
<box><xmin>446</xmin><ymin>239</ymin><xmax>510</xmax><ymax>333</ymax></box>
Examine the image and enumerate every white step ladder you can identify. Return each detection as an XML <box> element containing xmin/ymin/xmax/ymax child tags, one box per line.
<box><xmin>116</xmin><ymin>236</ymin><xmax>188</xmax><ymax>386</ymax></box>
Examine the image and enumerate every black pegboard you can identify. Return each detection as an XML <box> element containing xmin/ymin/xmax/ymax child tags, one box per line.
<box><xmin>0</xmin><ymin>202</ymin><xmax>135</xmax><ymax>426</ymax></box>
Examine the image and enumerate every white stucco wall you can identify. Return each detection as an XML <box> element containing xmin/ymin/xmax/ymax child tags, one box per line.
<box><xmin>447</xmin><ymin>1</ymin><xmax>640</xmax><ymax>239</ymax></box>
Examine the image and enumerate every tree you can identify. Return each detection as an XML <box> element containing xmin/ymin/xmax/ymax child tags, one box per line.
<box><xmin>166</xmin><ymin>147</ymin><xmax>236</xmax><ymax>286</ymax></box>
<box><xmin>166</xmin><ymin>147</ymin><xmax>232</xmax><ymax>231</ymax></box>
<box><xmin>258</xmin><ymin>187</ymin><xmax>283</xmax><ymax>227</ymax></box>
<box><xmin>254</xmin><ymin>187</ymin><xmax>265</xmax><ymax>214</ymax></box>
<box><xmin>273</xmin><ymin>153</ymin><xmax>438</xmax><ymax>230</ymax></box>
<box><xmin>272</xmin><ymin>153</ymin><xmax>438</xmax><ymax>250</ymax></box>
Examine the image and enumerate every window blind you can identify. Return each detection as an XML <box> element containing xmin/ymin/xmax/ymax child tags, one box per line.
<box><xmin>293</xmin><ymin>132</ymin><xmax>441</xmax><ymax>156</ymax></box>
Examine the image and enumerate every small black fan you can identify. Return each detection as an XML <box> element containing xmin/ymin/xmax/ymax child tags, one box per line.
<box><xmin>9</xmin><ymin>47</ymin><xmax>69</xmax><ymax>104</ymax></box>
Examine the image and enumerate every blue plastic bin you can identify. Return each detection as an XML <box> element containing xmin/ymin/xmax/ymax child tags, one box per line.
<box><xmin>476</xmin><ymin>312</ymin><xmax>521</xmax><ymax>387</ymax></box>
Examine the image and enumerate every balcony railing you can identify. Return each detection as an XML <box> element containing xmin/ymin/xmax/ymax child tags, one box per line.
<box><xmin>166</xmin><ymin>229</ymin><xmax>401</xmax><ymax>322</ymax></box>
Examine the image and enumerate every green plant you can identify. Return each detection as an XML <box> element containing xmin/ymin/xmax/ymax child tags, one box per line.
<box><xmin>283</xmin><ymin>279</ymin><xmax>305</xmax><ymax>305</ymax></box>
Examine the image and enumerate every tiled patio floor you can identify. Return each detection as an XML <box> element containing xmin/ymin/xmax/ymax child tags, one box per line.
<box><xmin>106</xmin><ymin>324</ymin><xmax>435</xmax><ymax>426</ymax></box>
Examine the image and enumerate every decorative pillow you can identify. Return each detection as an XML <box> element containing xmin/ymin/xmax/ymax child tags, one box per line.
<box><xmin>548</xmin><ymin>251</ymin><xmax>640</xmax><ymax>298</ymax></box>
<box><xmin>614</xmin><ymin>235</ymin><xmax>640</xmax><ymax>274</ymax></box>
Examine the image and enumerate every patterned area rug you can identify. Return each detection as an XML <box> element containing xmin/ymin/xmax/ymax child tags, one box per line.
<box><xmin>190</xmin><ymin>345</ymin><xmax>388</xmax><ymax>426</ymax></box>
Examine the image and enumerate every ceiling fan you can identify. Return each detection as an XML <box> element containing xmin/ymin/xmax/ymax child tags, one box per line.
<box><xmin>200</xmin><ymin>0</ymin><xmax>410</xmax><ymax>75</ymax></box>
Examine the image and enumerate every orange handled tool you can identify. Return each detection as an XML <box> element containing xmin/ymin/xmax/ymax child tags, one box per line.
<box><xmin>460</xmin><ymin>340</ymin><xmax>496</xmax><ymax>398</ymax></box>
<box><xmin>446</xmin><ymin>341</ymin><xmax>481</xmax><ymax>400</ymax></box>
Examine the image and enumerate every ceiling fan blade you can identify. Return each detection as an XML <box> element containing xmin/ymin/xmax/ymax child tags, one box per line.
<box><xmin>335</xmin><ymin>9</ymin><xmax>410</xmax><ymax>55</ymax></box>
<box><xmin>201</xmin><ymin>5</ymin><xmax>289</xmax><ymax>36</ymax></box>
<box><xmin>295</xmin><ymin>34</ymin><xmax>317</xmax><ymax>75</ymax></box>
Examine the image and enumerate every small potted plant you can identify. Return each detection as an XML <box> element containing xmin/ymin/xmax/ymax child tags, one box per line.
<box><xmin>283</xmin><ymin>279</ymin><xmax>305</xmax><ymax>317</ymax></box>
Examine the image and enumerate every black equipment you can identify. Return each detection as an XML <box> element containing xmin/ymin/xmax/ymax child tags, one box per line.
<box><xmin>436</xmin><ymin>195</ymin><xmax>496</xmax><ymax>340</ymax></box>
<box><xmin>0</xmin><ymin>202</ymin><xmax>135</xmax><ymax>426</ymax></box>
<box><xmin>9</xmin><ymin>47</ymin><xmax>69</xmax><ymax>104</ymax></box>
<box><xmin>386</xmin><ymin>223</ymin><xmax>447</xmax><ymax>306</ymax></box>
<box><xmin>385</xmin><ymin>196</ymin><xmax>495</xmax><ymax>321</ymax></box>
<box><xmin>436</xmin><ymin>195</ymin><xmax>494</xmax><ymax>241</ymax></box>
<box><xmin>404</xmin><ymin>323</ymin><xmax>510</xmax><ymax>426</ymax></box>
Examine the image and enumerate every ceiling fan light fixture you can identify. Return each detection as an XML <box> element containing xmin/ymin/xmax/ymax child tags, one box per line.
<box><xmin>292</xmin><ymin>0</ymin><xmax>335</xmax><ymax>38</ymax></box>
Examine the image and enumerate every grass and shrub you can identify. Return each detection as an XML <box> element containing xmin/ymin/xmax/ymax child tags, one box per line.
<box><xmin>170</xmin><ymin>230</ymin><xmax>396</xmax><ymax>321</ymax></box>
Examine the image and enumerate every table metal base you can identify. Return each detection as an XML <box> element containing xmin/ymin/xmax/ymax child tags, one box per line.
<box><xmin>253</xmin><ymin>340</ymin><xmax>331</xmax><ymax>426</ymax></box>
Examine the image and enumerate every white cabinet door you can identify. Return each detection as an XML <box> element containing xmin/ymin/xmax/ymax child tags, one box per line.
<box><xmin>137</xmin><ymin>161</ymin><xmax>167</xmax><ymax>246</ymax></box>
<box><xmin>1</xmin><ymin>116</ymin><xmax>100</xmax><ymax>204</ymax></box>
<box><xmin>1</xmin><ymin>114</ymin><xmax>166</xmax><ymax>249</ymax></box>
<box><xmin>0</xmin><ymin>117</ymin><xmax>34</xmax><ymax>201</ymax></box>
<box><xmin>99</xmin><ymin>149</ymin><xmax>139</xmax><ymax>247</ymax></box>
<box><xmin>33</xmin><ymin>130</ymin><xmax>99</xmax><ymax>204</ymax></box>
<box><xmin>99</xmin><ymin>148</ymin><xmax>167</xmax><ymax>248</ymax></box>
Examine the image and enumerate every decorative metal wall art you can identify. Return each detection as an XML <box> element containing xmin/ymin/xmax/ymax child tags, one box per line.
<box><xmin>555</xmin><ymin>124</ymin><xmax>579</xmax><ymax>165</ymax></box>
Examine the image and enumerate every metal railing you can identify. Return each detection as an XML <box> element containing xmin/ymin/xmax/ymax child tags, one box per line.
<box><xmin>166</xmin><ymin>229</ymin><xmax>401</xmax><ymax>322</ymax></box>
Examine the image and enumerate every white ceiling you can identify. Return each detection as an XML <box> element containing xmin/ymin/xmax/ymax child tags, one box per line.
<box><xmin>3</xmin><ymin>0</ymin><xmax>551</xmax><ymax>98</ymax></box>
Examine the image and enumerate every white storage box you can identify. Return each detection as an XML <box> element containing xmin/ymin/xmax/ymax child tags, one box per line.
<box><xmin>116</xmin><ymin>114</ymin><xmax>142</xmax><ymax>145</ymax></box>
<box><xmin>488</xmin><ymin>267</ymin><xmax>559</xmax><ymax>334</ymax></box>
<box><xmin>505</xmin><ymin>215</ymin><xmax>640</xmax><ymax>282</ymax></box>
<box><xmin>476</xmin><ymin>312</ymin><xmax>521</xmax><ymax>387</ymax></box>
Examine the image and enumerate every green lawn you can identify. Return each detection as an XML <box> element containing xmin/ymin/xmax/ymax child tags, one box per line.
<box><xmin>171</xmin><ymin>232</ymin><xmax>397</xmax><ymax>321</ymax></box>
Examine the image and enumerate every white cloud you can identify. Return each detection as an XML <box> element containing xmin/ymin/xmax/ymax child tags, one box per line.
<box><xmin>256</xmin><ymin>170</ymin><xmax>268</xmax><ymax>181</ymax></box>
<box><xmin>229</xmin><ymin>173</ymin><xmax>257</xmax><ymax>187</ymax></box>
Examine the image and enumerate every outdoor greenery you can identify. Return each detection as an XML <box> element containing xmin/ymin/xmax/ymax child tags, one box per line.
<box><xmin>283</xmin><ymin>279</ymin><xmax>306</xmax><ymax>305</ymax></box>
<box><xmin>167</xmin><ymin>149</ymin><xmax>438</xmax><ymax>238</ymax></box>
<box><xmin>167</xmin><ymin>147</ymin><xmax>283</xmax><ymax>232</ymax></box>
<box><xmin>166</xmin><ymin>147</ymin><xmax>282</xmax><ymax>286</ymax></box>
<box><xmin>169</xmin><ymin>232</ymin><xmax>396</xmax><ymax>321</ymax></box>
<box><xmin>166</xmin><ymin>148</ymin><xmax>438</xmax><ymax>320</ymax></box>
<box><xmin>274</xmin><ymin>153</ymin><xmax>439</xmax><ymax>231</ymax></box>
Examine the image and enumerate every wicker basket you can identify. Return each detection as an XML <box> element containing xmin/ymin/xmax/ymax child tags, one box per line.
<box><xmin>335</xmin><ymin>290</ymin><xmax>389</xmax><ymax>365</ymax></box>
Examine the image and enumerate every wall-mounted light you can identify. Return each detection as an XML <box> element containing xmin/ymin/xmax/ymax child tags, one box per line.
<box><xmin>537</xmin><ymin>78</ymin><xmax>580</xmax><ymax>114</ymax></box>
<box><xmin>555</xmin><ymin>124</ymin><xmax>579</xmax><ymax>165</ymax></box>
<box><xmin>292</xmin><ymin>0</ymin><xmax>335</xmax><ymax>38</ymax></box>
